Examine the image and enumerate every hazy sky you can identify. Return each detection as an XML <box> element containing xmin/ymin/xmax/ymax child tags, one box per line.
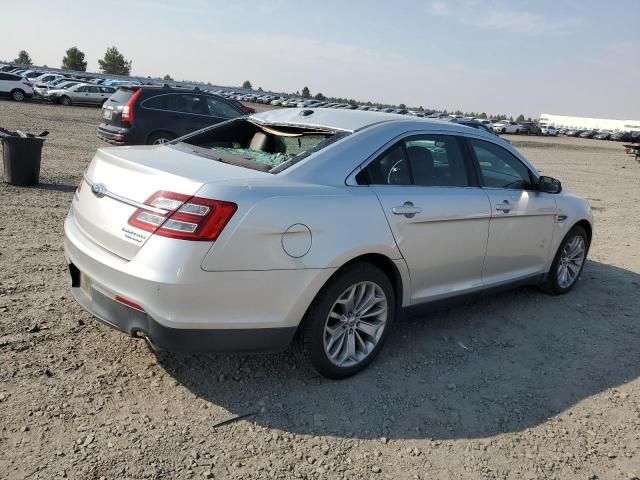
<box><xmin>3</xmin><ymin>0</ymin><xmax>639</xmax><ymax>118</ymax></box>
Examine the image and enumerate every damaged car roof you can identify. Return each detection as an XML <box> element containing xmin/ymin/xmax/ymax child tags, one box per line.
<box><xmin>250</xmin><ymin>107</ymin><xmax>444</xmax><ymax>133</ymax></box>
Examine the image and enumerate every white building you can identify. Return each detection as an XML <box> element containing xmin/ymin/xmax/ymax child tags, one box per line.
<box><xmin>539</xmin><ymin>113</ymin><xmax>640</xmax><ymax>132</ymax></box>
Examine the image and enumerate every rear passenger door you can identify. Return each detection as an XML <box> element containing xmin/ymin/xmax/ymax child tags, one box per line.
<box><xmin>86</xmin><ymin>86</ymin><xmax>105</xmax><ymax>104</ymax></box>
<box><xmin>362</xmin><ymin>134</ymin><xmax>492</xmax><ymax>304</ymax></box>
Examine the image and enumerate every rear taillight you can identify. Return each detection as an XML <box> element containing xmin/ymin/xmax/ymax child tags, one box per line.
<box><xmin>128</xmin><ymin>191</ymin><xmax>237</xmax><ymax>241</ymax></box>
<box><xmin>24</xmin><ymin>82</ymin><xmax>32</xmax><ymax>87</ymax></box>
<box><xmin>240</xmin><ymin>105</ymin><xmax>255</xmax><ymax>114</ymax></box>
<box><xmin>121</xmin><ymin>88</ymin><xmax>142</xmax><ymax>125</ymax></box>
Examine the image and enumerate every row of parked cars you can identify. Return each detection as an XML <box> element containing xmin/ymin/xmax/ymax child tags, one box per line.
<box><xmin>0</xmin><ymin>63</ymin><xmax>146</xmax><ymax>104</ymax></box>
<box><xmin>5</xmin><ymin>63</ymin><xmax>638</xmax><ymax>146</ymax></box>
<box><xmin>559</xmin><ymin>128</ymin><xmax>639</xmax><ymax>141</ymax></box>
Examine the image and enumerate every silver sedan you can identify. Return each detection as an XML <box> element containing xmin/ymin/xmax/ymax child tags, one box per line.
<box><xmin>64</xmin><ymin>108</ymin><xmax>593</xmax><ymax>378</ymax></box>
<box><xmin>47</xmin><ymin>83</ymin><xmax>116</xmax><ymax>106</ymax></box>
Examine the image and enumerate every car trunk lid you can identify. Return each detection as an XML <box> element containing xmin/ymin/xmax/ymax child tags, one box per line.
<box><xmin>72</xmin><ymin>144</ymin><xmax>269</xmax><ymax>260</ymax></box>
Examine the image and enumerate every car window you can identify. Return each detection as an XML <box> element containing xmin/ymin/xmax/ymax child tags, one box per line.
<box><xmin>99</xmin><ymin>86</ymin><xmax>115</xmax><ymax>93</ymax></box>
<box><xmin>205</xmin><ymin>97</ymin><xmax>243</xmax><ymax>119</ymax></box>
<box><xmin>469</xmin><ymin>139</ymin><xmax>533</xmax><ymax>190</ymax></box>
<box><xmin>141</xmin><ymin>94</ymin><xmax>169</xmax><ymax>110</ymax></box>
<box><xmin>88</xmin><ymin>86</ymin><xmax>100</xmax><ymax>93</ymax></box>
<box><xmin>174</xmin><ymin>94</ymin><xmax>208</xmax><ymax>115</ymax></box>
<box><xmin>362</xmin><ymin>135</ymin><xmax>470</xmax><ymax>187</ymax></box>
<box><xmin>75</xmin><ymin>85</ymin><xmax>87</xmax><ymax>92</ymax></box>
<box><xmin>363</xmin><ymin>143</ymin><xmax>411</xmax><ymax>185</ymax></box>
<box><xmin>405</xmin><ymin>135</ymin><xmax>470</xmax><ymax>187</ymax></box>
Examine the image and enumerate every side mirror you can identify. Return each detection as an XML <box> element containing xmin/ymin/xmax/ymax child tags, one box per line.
<box><xmin>538</xmin><ymin>175</ymin><xmax>562</xmax><ymax>194</ymax></box>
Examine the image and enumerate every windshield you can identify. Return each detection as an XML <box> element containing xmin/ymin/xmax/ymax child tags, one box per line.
<box><xmin>180</xmin><ymin>118</ymin><xmax>349</xmax><ymax>173</ymax></box>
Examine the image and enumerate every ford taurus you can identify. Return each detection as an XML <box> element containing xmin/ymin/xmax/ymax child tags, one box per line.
<box><xmin>64</xmin><ymin>108</ymin><xmax>593</xmax><ymax>378</ymax></box>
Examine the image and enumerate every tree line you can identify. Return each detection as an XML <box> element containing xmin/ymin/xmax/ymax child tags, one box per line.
<box><xmin>11</xmin><ymin>46</ymin><xmax>133</xmax><ymax>76</ymax></box>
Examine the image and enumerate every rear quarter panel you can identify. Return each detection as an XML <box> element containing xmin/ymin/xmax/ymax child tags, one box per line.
<box><xmin>199</xmin><ymin>184</ymin><xmax>402</xmax><ymax>271</ymax></box>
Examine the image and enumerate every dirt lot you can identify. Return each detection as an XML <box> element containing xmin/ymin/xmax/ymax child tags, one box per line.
<box><xmin>1</xmin><ymin>100</ymin><xmax>639</xmax><ymax>480</ymax></box>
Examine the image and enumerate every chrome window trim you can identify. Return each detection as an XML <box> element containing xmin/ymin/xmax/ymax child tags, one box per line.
<box><xmin>345</xmin><ymin>129</ymin><xmax>481</xmax><ymax>187</ymax></box>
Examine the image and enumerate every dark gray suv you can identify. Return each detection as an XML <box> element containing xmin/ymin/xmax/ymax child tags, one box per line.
<box><xmin>97</xmin><ymin>86</ymin><xmax>246</xmax><ymax>145</ymax></box>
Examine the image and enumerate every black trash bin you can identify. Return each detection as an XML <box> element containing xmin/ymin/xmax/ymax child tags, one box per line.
<box><xmin>1</xmin><ymin>135</ymin><xmax>45</xmax><ymax>186</ymax></box>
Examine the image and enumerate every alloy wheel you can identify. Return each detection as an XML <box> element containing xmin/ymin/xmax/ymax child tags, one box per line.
<box><xmin>557</xmin><ymin>235</ymin><xmax>585</xmax><ymax>289</ymax></box>
<box><xmin>323</xmin><ymin>281</ymin><xmax>388</xmax><ymax>368</ymax></box>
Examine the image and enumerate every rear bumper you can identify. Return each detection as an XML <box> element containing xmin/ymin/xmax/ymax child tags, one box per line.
<box><xmin>63</xmin><ymin>209</ymin><xmax>336</xmax><ymax>352</ymax></box>
<box><xmin>69</xmin><ymin>277</ymin><xmax>295</xmax><ymax>353</ymax></box>
<box><xmin>97</xmin><ymin>124</ymin><xmax>136</xmax><ymax>145</ymax></box>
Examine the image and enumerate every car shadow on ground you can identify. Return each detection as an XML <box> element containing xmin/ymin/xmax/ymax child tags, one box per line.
<box><xmin>157</xmin><ymin>260</ymin><xmax>639</xmax><ymax>440</ymax></box>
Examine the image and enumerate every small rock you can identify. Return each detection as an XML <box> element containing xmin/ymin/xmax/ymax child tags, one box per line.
<box><xmin>372</xmin><ymin>466</ymin><xmax>382</xmax><ymax>473</ymax></box>
<box><xmin>380</xmin><ymin>437</ymin><xmax>388</xmax><ymax>444</ymax></box>
<box><xmin>203</xmin><ymin>471</ymin><xmax>213</xmax><ymax>478</ymax></box>
<box><xmin>446</xmin><ymin>383</ymin><xmax>457</xmax><ymax>391</ymax></box>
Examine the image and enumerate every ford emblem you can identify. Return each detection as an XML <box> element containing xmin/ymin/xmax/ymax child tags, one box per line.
<box><xmin>91</xmin><ymin>182</ymin><xmax>107</xmax><ymax>198</ymax></box>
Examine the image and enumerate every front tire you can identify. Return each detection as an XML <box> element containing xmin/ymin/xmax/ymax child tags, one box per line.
<box><xmin>543</xmin><ymin>225</ymin><xmax>589</xmax><ymax>295</ymax></box>
<box><xmin>59</xmin><ymin>96</ymin><xmax>72</xmax><ymax>106</ymax></box>
<box><xmin>299</xmin><ymin>263</ymin><xmax>395</xmax><ymax>379</ymax></box>
<box><xmin>11</xmin><ymin>89</ymin><xmax>25</xmax><ymax>102</ymax></box>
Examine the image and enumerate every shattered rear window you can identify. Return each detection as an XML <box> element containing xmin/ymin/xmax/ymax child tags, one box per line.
<box><xmin>180</xmin><ymin>119</ymin><xmax>349</xmax><ymax>173</ymax></box>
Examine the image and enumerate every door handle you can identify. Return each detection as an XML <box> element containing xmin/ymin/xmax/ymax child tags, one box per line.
<box><xmin>495</xmin><ymin>200</ymin><xmax>513</xmax><ymax>212</ymax></box>
<box><xmin>392</xmin><ymin>202</ymin><xmax>422</xmax><ymax>218</ymax></box>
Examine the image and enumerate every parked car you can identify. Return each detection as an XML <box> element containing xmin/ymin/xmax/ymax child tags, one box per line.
<box><xmin>519</xmin><ymin>122</ymin><xmax>541</xmax><ymax>135</ymax></box>
<box><xmin>33</xmin><ymin>73</ymin><xmax>65</xmax><ymax>86</ymax></box>
<box><xmin>579</xmin><ymin>130</ymin><xmax>597</xmax><ymax>139</ymax></box>
<box><xmin>97</xmin><ymin>85</ymin><xmax>247</xmax><ymax>145</ymax></box>
<box><xmin>492</xmin><ymin>120</ymin><xmax>521</xmax><ymax>134</ymax></box>
<box><xmin>541</xmin><ymin>126</ymin><xmax>558</xmax><ymax>136</ymax></box>
<box><xmin>0</xmin><ymin>72</ymin><xmax>34</xmax><ymax>101</ymax></box>
<box><xmin>610</xmin><ymin>131</ymin><xmax>633</xmax><ymax>142</ymax></box>
<box><xmin>66</xmin><ymin>108</ymin><xmax>593</xmax><ymax>378</ymax></box>
<box><xmin>19</xmin><ymin>70</ymin><xmax>45</xmax><ymax>80</ymax></box>
<box><xmin>45</xmin><ymin>83</ymin><xmax>115</xmax><ymax>106</ymax></box>
<box><xmin>33</xmin><ymin>77</ymin><xmax>76</xmax><ymax>96</ymax></box>
<box><xmin>565</xmin><ymin>129</ymin><xmax>583</xmax><ymax>137</ymax></box>
<box><xmin>226</xmin><ymin>97</ymin><xmax>256</xmax><ymax>114</ymax></box>
<box><xmin>0</xmin><ymin>65</ymin><xmax>18</xmax><ymax>72</ymax></box>
<box><xmin>594</xmin><ymin>130</ymin><xmax>612</xmax><ymax>140</ymax></box>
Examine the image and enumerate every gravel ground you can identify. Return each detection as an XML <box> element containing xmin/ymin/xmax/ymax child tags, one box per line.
<box><xmin>0</xmin><ymin>99</ymin><xmax>639</xmax><ymax>480</ymax></box>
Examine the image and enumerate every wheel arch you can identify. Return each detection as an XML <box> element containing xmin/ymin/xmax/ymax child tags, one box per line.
<box><xmin>311</xmin><ymin>253</ymin><xmax>406</xmax><ymax>319</ymax></box>
<box><xmin>574</xmin><ymin>219</ymin><xmax>593</xmax><ymax>248</ymax></box>
<box><xmin>146</xmin><ymin>130</ymin><xmax>177</xmax><ymax>145</ymax></box>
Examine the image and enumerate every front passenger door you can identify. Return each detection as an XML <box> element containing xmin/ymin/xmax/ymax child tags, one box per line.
<box><xmin>468</xmin><ymin>138</ymin><xmax>557</xmax><ymax>284</ymax></box>
<box><xmin>363</xmin><ymin>134</ymin><xmax>492</xmax><ymax>304</ymax></box>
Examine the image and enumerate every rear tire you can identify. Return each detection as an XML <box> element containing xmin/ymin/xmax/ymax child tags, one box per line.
<box><xmin>542</xmin><ymin>225</ymin><xmax>589</xmax><ymax>295</ymax></box>
<box><xmin>59</xmin><ymin>96</ymin><xmax>72</xmax><ymax>106</ymax></box>
<box><xmin>11</xmin><ymin>89</ymin><xmax>25</xmax><ymax>102</ymax></box>
<box><xmin>147</xmin><ymin>131</ymin><xmax>176</xmax><ymax>145</ymax></box>
<box><xmin>298</xmin><ymin>263</ymin><xmax>395</xmax><ymax>379</ymax></box>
